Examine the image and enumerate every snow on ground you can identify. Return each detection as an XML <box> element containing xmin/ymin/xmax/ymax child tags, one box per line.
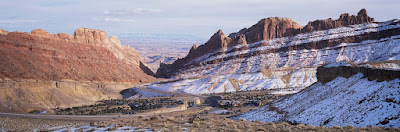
<box><xmin>121</xmin><ymin>88</ymin><xmax>172</xmax><ymax>99</ymax></box>
<box><xmin>51</xmin><ymin>124</ymin><xmax>153</xmax><ymax>132</ymax></box>
<box><xmin>233</xmin><ymin>73</ymin><xmax>400</xmax><ymax>127</ymax></box>
<box><xmin>364</xmin><ymin>62</ymin><xmax>400</xmax><ymax>70</ymax></box>
<box><xmin>323</xmin><ymin>62</ymin><xmax>352</xmax><ymax>68</ymax></box>
<box><xmin>212</xmin><ymin>109</ymin><xmax>233</xmax><ymax>115</ymax></box>
<box><xmin>268</xmin><ymin>90</ymin><xmax>299</xmax><ymax>95</ymax></box>
<box><xmin>147</xmin><ymin>67</ymin><xmax>316</xmax><ymax>94</ymax></box>
<box><xmin>179</xmin><ymin>34</ymin><xmax>400</xmax><ymax>78</ymax></box>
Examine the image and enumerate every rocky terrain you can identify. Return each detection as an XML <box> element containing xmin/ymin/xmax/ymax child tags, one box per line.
<box><xmin>0</xmin><ymin>28</ymin><xmax>155</xmax><ymax>112</ymax></box>
<box><xmin>233</xmin><ymin>62</ymin><xmax>400</xmax><ymax>127</ymax></box>
<box><xmin>5</xmin><ymin>107</ymin><xmax>400</xmax><ymax>132</ymax></box>
<box><xmin>54</xmin><ymin>98</ymin><xmax>184</xmax><ymax>115</ymax></box>
<box><xmin>3</xmin><ymin>88</ymin><xmax>400</xmax><ymax>131</ymax></box>
<box><xmin>66</xmin><ymin>112</ymin><xmax>399</xmax><ymax>132</ymax></box>
<box><xmin>208</xmin><ymin>90</ymin><xmax>282</xmax><ymax>108</ymax></box>
<box><xmin>149</xmin><ymin>9</ymin><xmax>400</xmax><ymax>94</ymax></box>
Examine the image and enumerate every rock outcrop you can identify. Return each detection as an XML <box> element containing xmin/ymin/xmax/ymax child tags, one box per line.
<box><xmin>229</xmin><ymin>17</ymin><xmax>303</xmax><ymax>44</ymax></box>
<box><xmin>317</xmin><ymin>62</ymin><xmax>400</xmax><ymax>83</ymax></box>
<box><xmin>301</xmin><ymin>8</ymin><xmax>374</xmax><ymax>32</ymax></box>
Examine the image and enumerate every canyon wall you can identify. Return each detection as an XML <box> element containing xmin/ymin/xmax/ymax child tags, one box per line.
<box><xmin>0</xmin><ymin>28</ymin><xmax>155</xmax><ymax>112</ymax></box>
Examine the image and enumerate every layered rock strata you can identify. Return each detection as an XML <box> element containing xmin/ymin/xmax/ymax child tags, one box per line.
<box><xmin>150</xmin><ymin>9</ymin><xmax>400</xmax><ymax>94</ymax></box>
<box><xmin>156</xmin><ymin>9</ymin><xmax>379</xmax><ymax>78</ymax></box>
<box><xmin>0</xmin><ymin>28</ymin><xmax>154</xmax><ymax>82</ymax></box>
<box><xmin>0</xmin><ymin>28</ymin><xmax>155</xmax><ymax>112</ymax></box>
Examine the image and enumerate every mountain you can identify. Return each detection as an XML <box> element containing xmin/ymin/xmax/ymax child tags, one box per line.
<box><xmin>0</xmin><ymin>28</ymin><xmax>155</xmax><ymax>112</ymax></box>
<box><xmin>149</xmin><ymin>9</ymin><xmax>400</xmax><ymax>94</ymax></box>
<box><xmin>116</xmin><ymin>32</ymin><xmax>206</xmax><ymax>41</ymax></box>
<box><xmin>232</xmin><ymin>63</ymin><xmax>400</xmax><ymax>127</ymax></box>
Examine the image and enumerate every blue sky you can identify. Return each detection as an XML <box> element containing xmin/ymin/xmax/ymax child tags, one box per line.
<box><xmin>0</xmin><ymin>0</ymin><xmax>399</xmax><ymax>40</ymax></box>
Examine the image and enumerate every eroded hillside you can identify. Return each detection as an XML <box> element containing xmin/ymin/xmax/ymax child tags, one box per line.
<box><xmin>0</xmin><ymin>28</ymin><xmax>155</xmax><ymax>112</ymax></box>
<box><xmin>233</xmin><ymin>63</ymin><xmax>400</xmax><ymax>127</ymax></box>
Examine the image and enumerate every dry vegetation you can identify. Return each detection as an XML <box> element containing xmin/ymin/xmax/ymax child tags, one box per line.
<box><xmin>87</xmin><ymin>109</ymin><xmax>400</xmax><ymax>132</ymax></box>
<box><xmin>54</xmin><ymin>97</ymin><xmax>184</xmax><ymax>115</ymax></box>
<box><xmin>2</xmin><ymin>89</ymin><xmax>400</xmax><ymax>131</ymax></box>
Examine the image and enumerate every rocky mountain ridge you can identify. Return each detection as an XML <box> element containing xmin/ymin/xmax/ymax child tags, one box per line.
<box><xmin>0</xmin><ymin>28</ymin><xmax>154</xmax><ymax>82</ymax></box>
<box><xmin>148</xmin><ymin>9</ymin><xmax>400</xmax><ymax>94</ymax></box>
<box><xmin>156</xmin><ymin>9</ymin><xmax>376</xmax><ymax>78</ymax></box>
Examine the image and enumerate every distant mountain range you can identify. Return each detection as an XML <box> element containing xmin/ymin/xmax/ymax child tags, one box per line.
<box><xmin>116</xmin><ymin>32</ymin><xmax>207</xmax><ymax>41</ymax></box>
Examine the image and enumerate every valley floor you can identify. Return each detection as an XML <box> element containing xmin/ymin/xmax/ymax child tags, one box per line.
<box><xmin>1</xmin><ymin>88</ymin><xmax>399</xmax><ymax>131</ymax></box>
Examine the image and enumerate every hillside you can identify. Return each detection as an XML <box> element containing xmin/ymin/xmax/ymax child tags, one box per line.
<box><xmin>0</xmin><ymin>28</ymin><xmax>155</xmax><ymax>112</ymax></box>
<box><xmin>146</xmin><ymin>9</ymin><xmax>400</xmax><ymax>94</ymax></box>
<box><xmin>232</xmin><ymin>64</ymin><xmax>400</xmax><ymax>127</ymax></box>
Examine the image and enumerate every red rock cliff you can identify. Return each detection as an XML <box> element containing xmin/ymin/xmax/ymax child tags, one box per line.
<box><xmin>0</xmin><ymin>28</ymin><xmax>155</xmax><ymax>83</ymax></box>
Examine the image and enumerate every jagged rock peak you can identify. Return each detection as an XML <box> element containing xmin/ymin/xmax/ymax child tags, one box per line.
<box><xmin>206</xmin><ymin>29</ymin><xmax>231</xmax><ymax>49</ymax></box>
<box><xmin>229</xmin><ymin>17</ymin><xmax>303</xmax><ymax>44</ymax></box>
<box><xmin>358</xmin><ymin>8</ymin><xmax>368</xmax><ymax>16</ymax></box>
<box><xmin>215</xmin><ymin>29</ymin><xmax>225</xmax><ymax>36</ymax></box>
<box><xmin>302</xmin><ymin>8</ymin><xmax>374</xmax><ymax>32</ymax></box>
<box><xmin>73</xmin><ymin>28</ymin><xmax>108</xmax><ymax>44</ymax></box>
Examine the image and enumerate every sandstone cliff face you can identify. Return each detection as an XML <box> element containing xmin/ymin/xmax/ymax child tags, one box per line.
<box><xmin>0</xmin><ymin>28</ymin><xmax>156</xmax><ymax>112</ymax></box>
<box><xmin>229</xmin><ymin>17</ymin><xmax>303</xmax><ymax>44</ymax></box>
<box><xmin>0</xmin><ymin>28</ymin><xmax>154</xmax><ymax>83</ymax></box>
<box><xmin>156</xmin><ymin>9</ymin><xmax>377</xmax><ymax>78</ymax></box>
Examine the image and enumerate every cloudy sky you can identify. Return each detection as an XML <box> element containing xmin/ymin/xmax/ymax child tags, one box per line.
<box><xmin>0</xmin><ymin>0</ymin><xmax>399</xmax><ymax>40</ymax></box>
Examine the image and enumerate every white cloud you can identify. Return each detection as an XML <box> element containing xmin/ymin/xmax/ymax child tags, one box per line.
<box><xmin>104</xmin><ymin>8</ymin><xmax>162</xmax><ymax>16</ymax></box>
<box><xmin>0</xmin><ymin>19</ymin><xmax>39</xmax><ymax>23</ymax></box>
<box><xmin>103</xmin><ymin>17</ymin><xmax>136</xmax><ymax>23</ymax></box>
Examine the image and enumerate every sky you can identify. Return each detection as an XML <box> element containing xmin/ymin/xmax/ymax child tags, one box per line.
<box><xmin>0</xmin><ymin>0</ymin><xmax>399</xmax><ymax>40</ymax></box>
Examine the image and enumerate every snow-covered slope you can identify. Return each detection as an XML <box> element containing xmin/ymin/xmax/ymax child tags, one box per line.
<box><xmin>233</xmin><ymin>69</ymin><xmax>400</xmax><ymax>127</ymax></box>
<box><xmin>148</xmin><ymin>67</ymin><xmax>315</xmax><ymax>94</ymax></box>
<box><xmin>145</xmin><ymin>19</ymin><xmax>400</xmax><ymax>94</ymax></box>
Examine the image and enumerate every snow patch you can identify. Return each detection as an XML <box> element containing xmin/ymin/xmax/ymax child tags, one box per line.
<box><xmin>234</xmin><ymin>73</ymin><xmax>400</xmax><ymax>127</ymax></box>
